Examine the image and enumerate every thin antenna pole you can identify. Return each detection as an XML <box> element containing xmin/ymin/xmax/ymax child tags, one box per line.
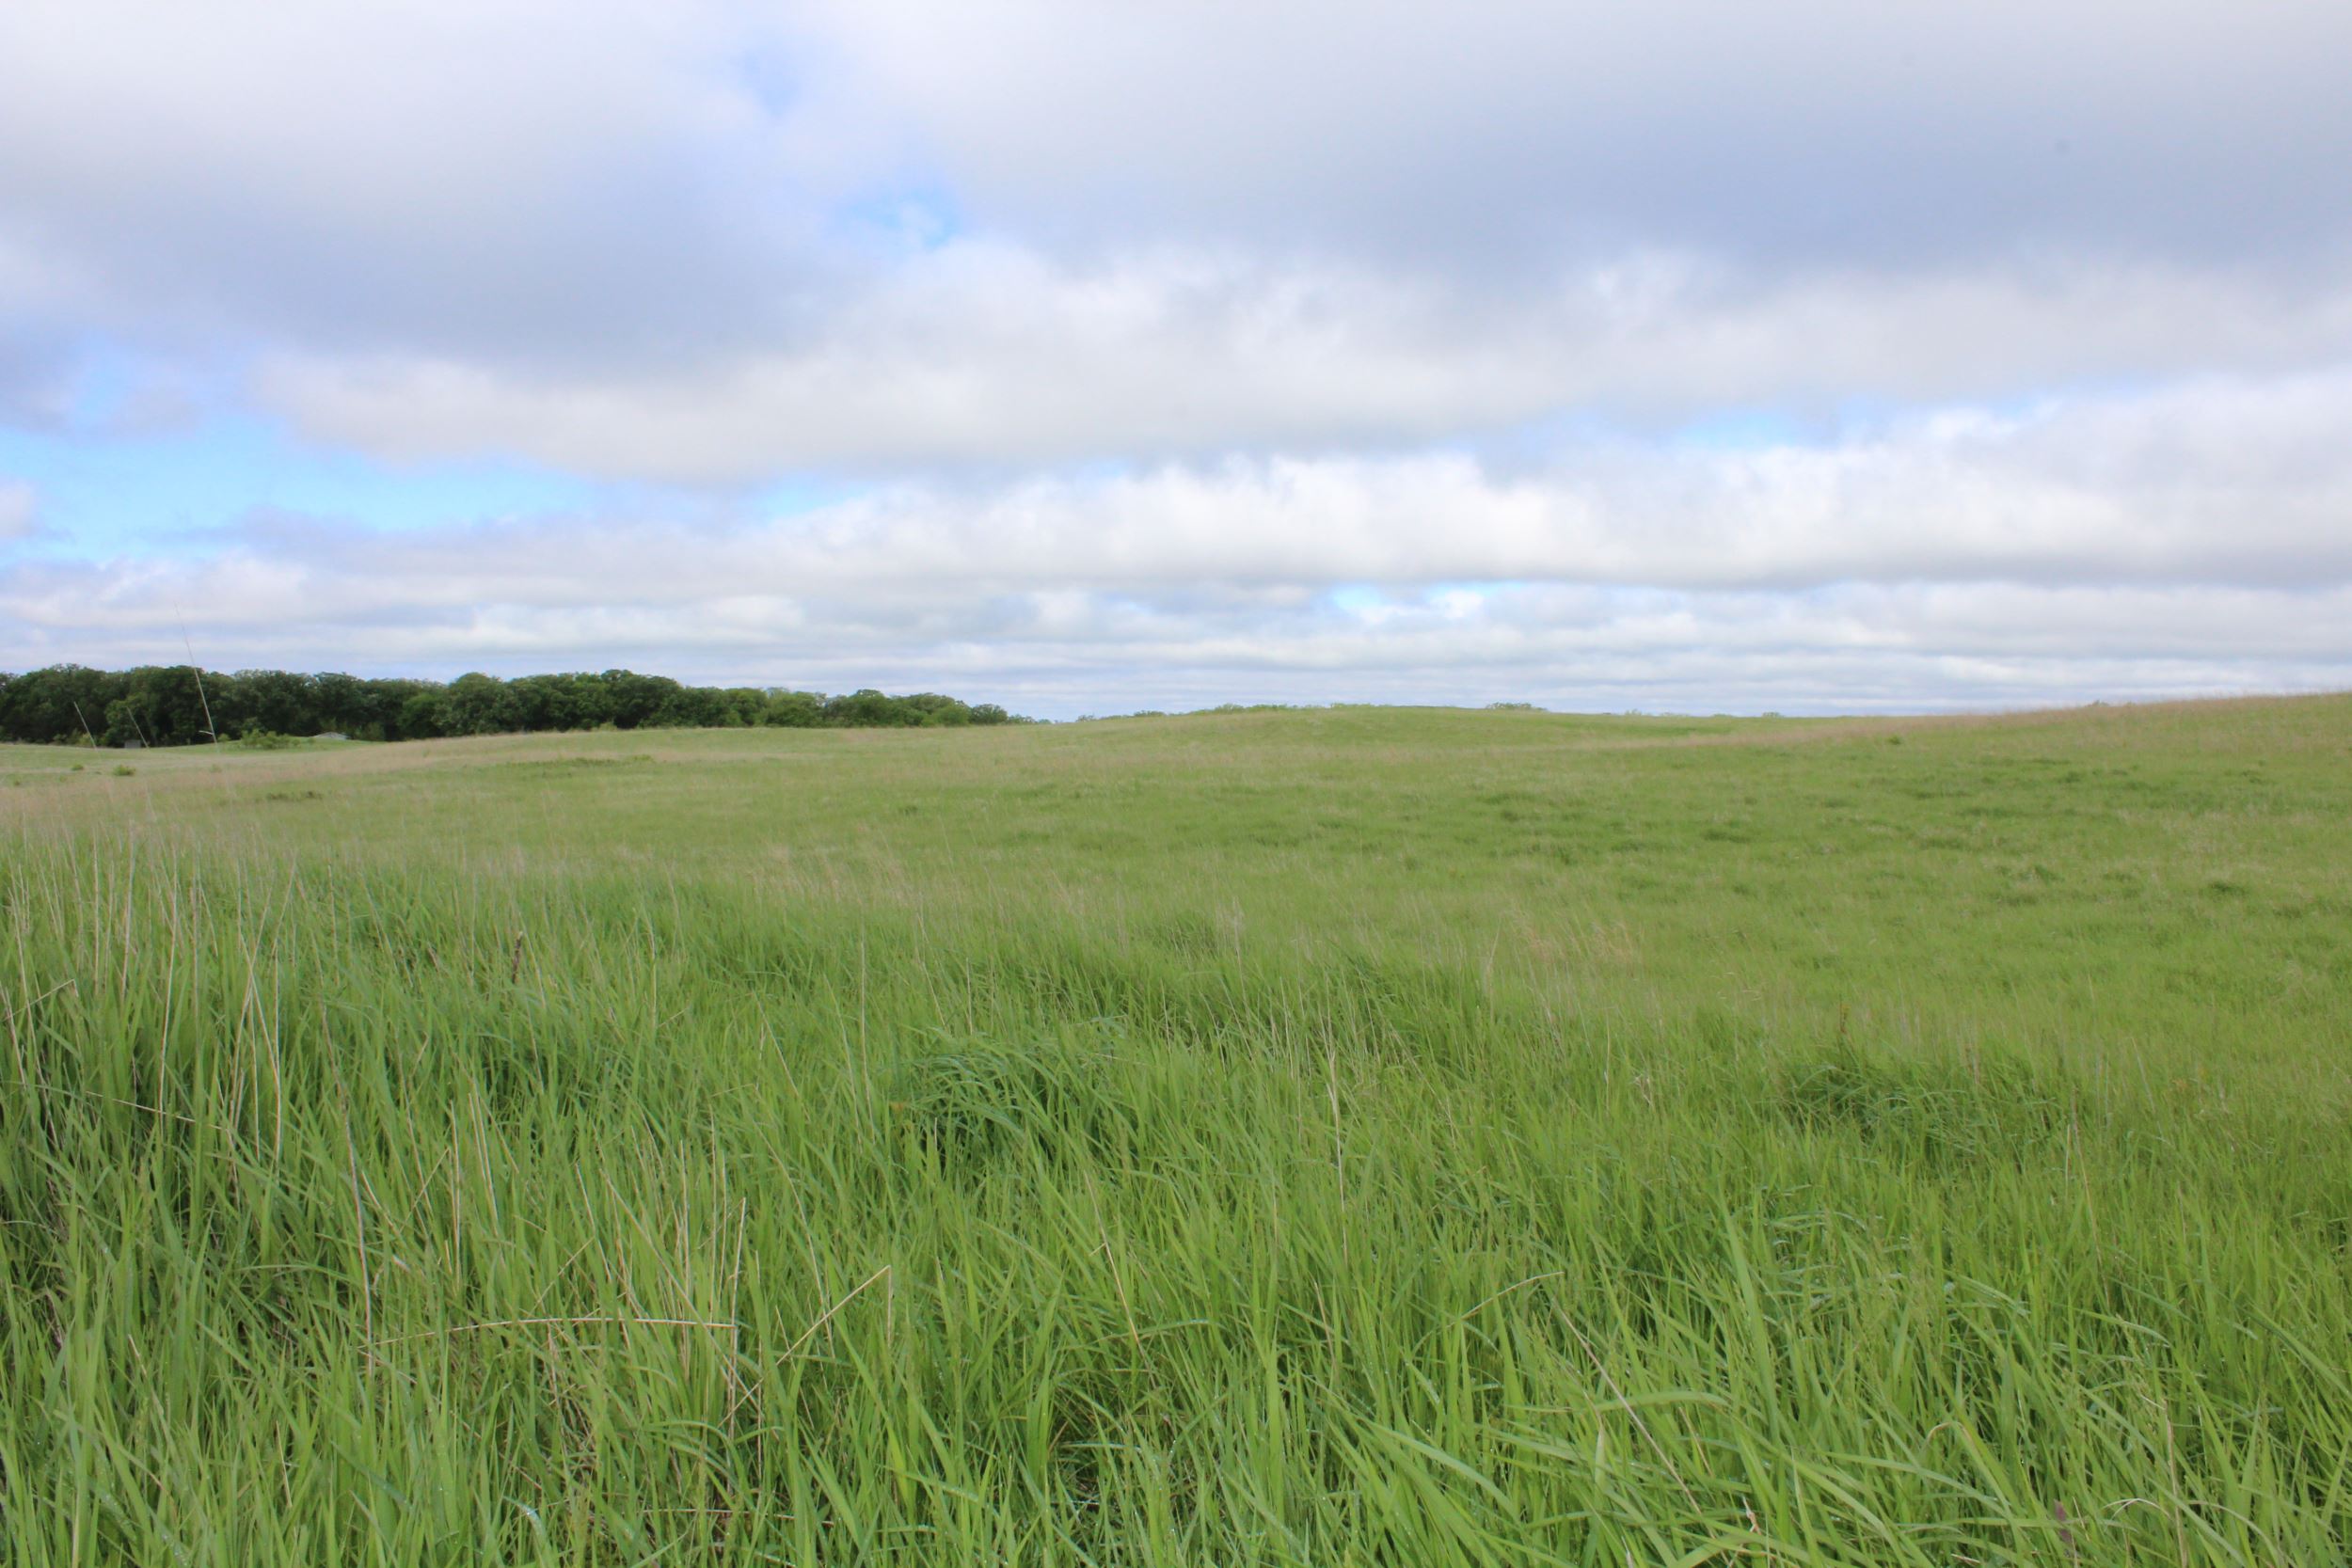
<box><xmin>178</xmin><ymin>614</ymin><xmax>223</xmax><ymax>749</ymax></box>
<box><xmin>189</xmin><ymin>666</ymin><xmax>220</xmax><ymax>744</ymax></box>
<box><xmin>71</xmin><ymin>700</ymin><xmax>100</xmax><ymax>748</ymax></box>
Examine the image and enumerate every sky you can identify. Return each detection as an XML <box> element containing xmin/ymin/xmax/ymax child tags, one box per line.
<box><xmin>3</xmin><ymin>0</ymin><xmax>2349</xmax><ymax>718</ymax></box>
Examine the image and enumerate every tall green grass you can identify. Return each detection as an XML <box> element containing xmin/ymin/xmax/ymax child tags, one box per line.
<box><xmin>3</xmin><ymin>698</ymin><xmax>2348</xmax><ymax>1563</ymax></box>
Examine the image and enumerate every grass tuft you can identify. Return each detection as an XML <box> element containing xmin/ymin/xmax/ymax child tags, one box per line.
<box><xmin>1774</xmin><ymin>1041</ymin><xmax>2071</xmax><ymax>1164</ymax></box>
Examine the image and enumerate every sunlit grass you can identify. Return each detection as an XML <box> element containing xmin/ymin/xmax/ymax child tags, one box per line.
<box><xmin>4</xmin><ymin>696</ymin><xmax>2348</xmax><ymax>1563</ymax></box>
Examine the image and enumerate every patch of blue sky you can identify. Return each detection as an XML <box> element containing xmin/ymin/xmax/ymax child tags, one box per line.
<box><xmin>730</xmin><ymin>40</ymin><xmax>800</xmax><ymax>119</ymax></box>
<box><xmin>749</xmin><ymin>473</ymin><xmax>865</xmax><ymax>518</ymax></box>
<box><xmin>833</xmin><ymin>180</ymin><xmax>964</xmax><ymax>254</ymax></box>
<box><xmin>0</xmin><ymin>413</ymin><xmax>610</xmax><ymax>557</ymax></box>
<box><xmin>1667</xmin><ymin>406</ymin><xmax>1810</xmax><ymax>450</ymax></box>
<box><xmin>1422</xmin><ymin>579</ymin><xmax>1518</xmax><ymax>604</ymax></box>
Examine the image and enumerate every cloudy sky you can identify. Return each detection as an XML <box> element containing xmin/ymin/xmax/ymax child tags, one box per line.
<box><xmin>3</xmin><ymin>0</ymin><xmax>2347</xmax><ymax>715</ymax></box>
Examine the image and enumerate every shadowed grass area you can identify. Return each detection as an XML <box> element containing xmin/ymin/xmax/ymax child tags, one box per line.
<box><xmin>3</xmin><ymin>696</ymin><xmax>2348</xmax><ymax>1563</ymax></box>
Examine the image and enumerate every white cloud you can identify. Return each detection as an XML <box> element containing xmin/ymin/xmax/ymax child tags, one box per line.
<box><xmin>5</xmin><ymin>566</ymin><xmax>2341</xmax><ymax>717</ymax></box>
<box><xmin>260</xmin><ymin>253</ymin><xmax>2352</xmax><ymax>480</ymax></box>
<box><xmin>7</xmin><ymin>373</ymin><xmax>2348</xmax><ymax>710</ymax></box>
<box><xmin>244</xmin><ymin>370</ymin><xmax>2352</xmax><ymax>594</ymax></box>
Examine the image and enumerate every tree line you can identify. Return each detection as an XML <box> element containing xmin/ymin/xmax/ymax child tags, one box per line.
<box><xmin>0</xmin><ymin>665</ymin><xmax>1029</xmax><ymax>747</ymax></box>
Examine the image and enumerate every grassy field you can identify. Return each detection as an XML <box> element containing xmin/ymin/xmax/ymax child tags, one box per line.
<box><xmin>3</xmin><ymin>697</ymin><xmax>2348</xmax><ymax>1565</ymax></box>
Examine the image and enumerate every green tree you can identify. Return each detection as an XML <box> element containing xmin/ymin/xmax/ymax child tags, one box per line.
<box><xmin>0</xmin><ymin>663</ymin><xmax>1028</xmax><ymax>743</ymax></box>
<box><xmin>442</xmin><ymin>673</ymin><xmax>520</xmax><ymax>736</ymax></box>
<box><xmin>103</xmin><ymin>698</ymin><xmax>147</xmax><ymax>748</ymax></box>
<box><xmin>395</xmin><ymin>690</ymin><xmax>448</xmax><ymax>739</ymax></box>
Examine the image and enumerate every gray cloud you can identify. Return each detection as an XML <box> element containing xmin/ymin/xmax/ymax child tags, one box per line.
<box><xmin>0</xmin><ymin>2</ymin><xmax>851</xmax><ymax>368</ymax></box>
<box><xmin>6</xmin><ymin>1</ymin><xmax>2350</xmax><ymax>473</ymax></box>
<box><xmin>810</xmin><ymin>0</ymin><xmax>2352</xmax><ymax>272</ymax></box>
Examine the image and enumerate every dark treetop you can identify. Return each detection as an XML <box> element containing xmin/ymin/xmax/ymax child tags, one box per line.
<box><xmin>0</xmin><ymin>665</ymin><xmax>1028</xmax><ymax>747</ymax></box>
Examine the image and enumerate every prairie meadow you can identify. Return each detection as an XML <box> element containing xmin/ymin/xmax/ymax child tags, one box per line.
<box><xmin>3</xmin><ymin>697</ymin><xmax>2347</xmax><ymax>1564</ymax></box>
